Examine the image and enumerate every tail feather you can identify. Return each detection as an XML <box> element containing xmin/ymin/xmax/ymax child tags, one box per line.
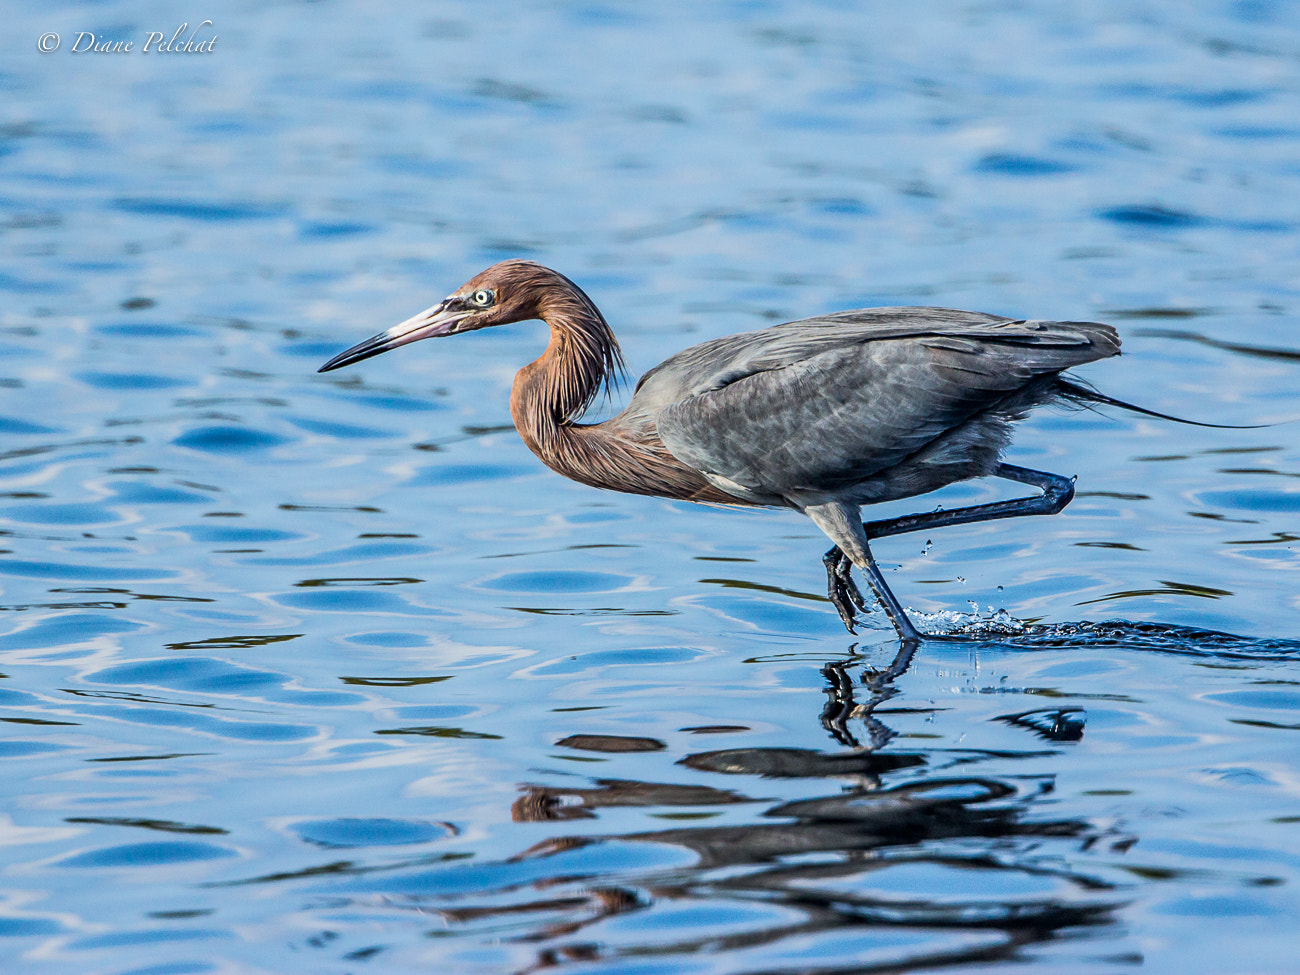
<box><xmin>1054</xmin><ymin>378</ymin><xmax>1271</xmax><ymax>430</ymax></box>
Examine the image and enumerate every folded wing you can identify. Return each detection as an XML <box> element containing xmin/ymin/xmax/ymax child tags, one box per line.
<box><xmin>646</xmin><ymin>308</ymin><xmax>1119</xmax><ymax>504</ymax></box>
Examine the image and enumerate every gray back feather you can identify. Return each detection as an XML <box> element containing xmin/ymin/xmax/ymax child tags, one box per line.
<box><xmin>642</xmin><ymin>308</ymin><xmax>1119</xmax><ymax>504</ymax></box>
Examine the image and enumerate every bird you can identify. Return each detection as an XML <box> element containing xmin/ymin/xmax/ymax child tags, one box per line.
<box><xmin>319</xmin><ymin>259</ymin><xmax>1136</xmax><ymax>644</ymax></box>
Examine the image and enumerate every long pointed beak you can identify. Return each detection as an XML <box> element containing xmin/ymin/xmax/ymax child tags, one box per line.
<box><xmin>318</xmin><ymin>300</ymin><xmax>469</xmax><ymax>373</ymax></box>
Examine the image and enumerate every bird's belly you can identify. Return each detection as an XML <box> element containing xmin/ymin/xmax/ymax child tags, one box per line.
<box><xmin>785</xmin><ymin>411</ymin><xmax>1012</xmax><ymax>510</ymax></box>
<box><xmin>697</xmin><ymin>472</ymin><xmax>786</xmax><ymax>506</ymax></box>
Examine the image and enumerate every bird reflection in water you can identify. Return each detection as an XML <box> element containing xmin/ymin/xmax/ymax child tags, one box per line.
<box><xmin>416</xmin><ymin>648</ymin><xmax>1129</xmax><ymax>972</ymax></box>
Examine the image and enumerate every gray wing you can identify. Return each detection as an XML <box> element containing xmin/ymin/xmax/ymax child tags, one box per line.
<box><xmin>634</xmin><ymin>306</ymin><xmax>1103</xmax><ymax>403</ymax></box>
<box><xmin>644</xmin><ymin>308</ymin><xmax>1119</xmax><ymax>502</ymax></box>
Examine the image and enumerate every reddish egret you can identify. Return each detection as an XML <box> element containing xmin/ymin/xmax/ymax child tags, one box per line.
<box><xmin>320</xmin><ymin>260</ymin><xmax>1128</xmax><ymax>643</ymax></box>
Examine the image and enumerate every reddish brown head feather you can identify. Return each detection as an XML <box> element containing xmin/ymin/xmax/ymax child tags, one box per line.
<box><xmin>474</xmin><ymin>262</ymin><xmax>737</xmax><ymax>505</ymax></box>
<box><xmin>457</xmin><ymin>261</ymin><xmax>626</xmax><ymax>422</ymax></box>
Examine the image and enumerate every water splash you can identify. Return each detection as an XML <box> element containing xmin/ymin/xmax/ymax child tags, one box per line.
<box><xmin>911</xmin><ymin>605</ymin><xmax>1027</xmax><ymax>637</ymax></box>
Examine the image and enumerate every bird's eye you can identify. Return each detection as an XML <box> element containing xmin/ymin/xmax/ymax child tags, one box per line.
<box><xmin>472</xmin><ymin>289</ymin><xmax>494</xmax><ymax>307</ymax></box>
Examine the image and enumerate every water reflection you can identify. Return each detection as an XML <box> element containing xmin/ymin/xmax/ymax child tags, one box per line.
<box><xmin>304</xmin><ymin>619</ymin><xmax>1300</xmax><ymax>971</ymax></box>
<box><xmin>362</xmin><ymin>642</ymin><xmax>1129</xmax><ymax>972</ymax></box>
<box><xmin>1134</xmin><ymin>327</ymin><xmax>1300</xmax><ymax>364</ymax></box>
<box><xmin>995</xmin><ymin>707</ymin><xmax>1086</xmax><ymax>743</ymax></box>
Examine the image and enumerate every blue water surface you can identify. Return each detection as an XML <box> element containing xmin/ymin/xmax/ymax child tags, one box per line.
<box><xmin>0</xmin><ymin>2</ymin><xmax>1298</xmax><ymax>973</ymax></box>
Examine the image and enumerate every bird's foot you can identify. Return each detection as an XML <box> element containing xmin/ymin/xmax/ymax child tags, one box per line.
<box><xmin>823</xmin><ymin>546</ymin><xmax>870</xmax><ymax>632</ymax></box>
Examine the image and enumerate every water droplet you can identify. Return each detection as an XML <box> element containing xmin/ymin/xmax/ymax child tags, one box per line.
<box><xmin>996</xmin><ymin>585</ymin><xmax>1004</xmax><ymax>592</ymax></box>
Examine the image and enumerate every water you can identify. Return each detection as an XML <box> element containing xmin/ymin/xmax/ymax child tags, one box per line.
<box><xmin>2</xmin><ymin>1</ymin><xmax>1299</xmax><ymax>972</ymax></box>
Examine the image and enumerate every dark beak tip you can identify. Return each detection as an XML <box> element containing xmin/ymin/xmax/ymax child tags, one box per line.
<box><xmin>316</xmin><ymin>305</ymin><xmax>464</xmax><ymax>374</ymax></box>
<box><xmin>316</xmin><ymin>334</ymin><xmax>393</xmax><ymax>374</ymax></box>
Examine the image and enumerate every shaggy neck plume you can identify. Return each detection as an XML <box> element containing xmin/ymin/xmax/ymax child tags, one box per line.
<box><xmin>507</xmin><ymin>268</ymin><xmax>623</xmax><ymax>446</ymax></box>
<box><xmin>503</xmin><ymin>269</ymin><xmax>731</xmax><ymax>504</ymax></box>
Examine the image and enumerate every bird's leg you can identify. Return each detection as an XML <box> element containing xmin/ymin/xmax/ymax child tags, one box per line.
<box><xmin>822</xmin><ymin>546</ymin><xmax>868</xmax><ymax>631</ymax></box>
<box><xmin>807</xmin><ymin>467</ymin><xmax>1073</xmax><ymax>640</ymax></box>
<box><xmin>836</xmin><ymin>548</ymin><xmax>870</xmax><ymax>612</ymax></box>
<box><xmin>805</xmin><ymin>502</ymin><xmax>922</xmax><ymax>644</ymax></box>
<box><xmin>862</xmin><ymin>464</ymin><xmax>1075</xmax><ymax>541</ymax></box>
<box><xmin>825</xmin><ymin>465</ymin><xmax>1072</xmax><ymax>637</ymax></box>
<box><xmin>855</xmin><ymin>540</ymin><xmax>922</xmax><ymax>644</ymax></box>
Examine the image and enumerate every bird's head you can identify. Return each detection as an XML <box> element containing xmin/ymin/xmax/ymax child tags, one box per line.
<box><xmin>317</xmin><ymin>260</ymin><xmax>556</xmax><ymax>373</ymax></box>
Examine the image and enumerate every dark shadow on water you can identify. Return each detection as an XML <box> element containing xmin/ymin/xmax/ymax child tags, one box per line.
<box><xmin>1132</xmin><ymin>327</ymin><xmax>1300</xmax><ymax>364</ymax></box>
<box><xmin>994</xmin><ymin>707</ymin><xmax>1086</xmax><ymax>743</ymax></box>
